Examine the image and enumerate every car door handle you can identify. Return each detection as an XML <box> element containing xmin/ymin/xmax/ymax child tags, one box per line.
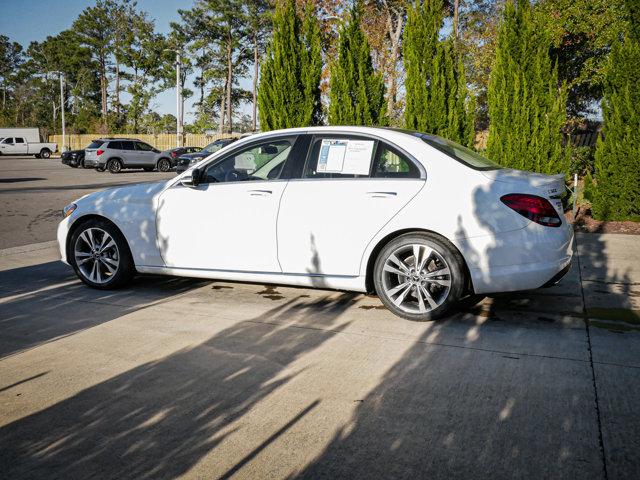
<box><xmin>248</xmin><ymin>189</ymin><xmax>273</xmax><ymax>196</ymax></box>
<box><xmin>366</xmin><ymin>191</ymin><xmax>397</xmax><ymax>198</ymax></box>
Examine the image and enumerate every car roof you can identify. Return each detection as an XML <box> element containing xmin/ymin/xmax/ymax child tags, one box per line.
<box><xmin>93</xmin><ymin>138</ymin><xmax>142</xmax><ymax>142</ymax></box>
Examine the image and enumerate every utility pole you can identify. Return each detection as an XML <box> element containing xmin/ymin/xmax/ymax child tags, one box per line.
<box><xmin>176</xmin><ymin>50</ymin><xmax>182</xmax><ymax>148</ymax></box>
<box><xmin>58</xmin><ymin>72</ymin><xmax>66</xmax><ymax>153</ymax></box>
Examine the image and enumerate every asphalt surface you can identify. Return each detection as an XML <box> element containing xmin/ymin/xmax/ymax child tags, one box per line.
<box><xmin>0</xmin><ymin>156</ymin><xmax>639</xmax><ymax>479</ymax></box>
<box><xmin>0</xmin><ymin>155</ymin><xmax>174</xmax><ymax>249</ymax></box>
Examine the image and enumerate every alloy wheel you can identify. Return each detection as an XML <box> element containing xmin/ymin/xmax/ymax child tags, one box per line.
<box><xmin>381</xmin><ymin>243</ymin><xmax>452</xmax><ymax>314</ymax></box>
<box><xmin>108</xmin><ymin>159</ymin><xmax>122</xmax><ymax>173</ymax></box>
<box><xmin>158</xmin><ymin>159</ymin><xmax>170</xmax><ymax>172</ymax></box>
<box><xmin>74</xmin><ymin>227</ymin><xmax>120</xmax><ymax>284</ymax></box>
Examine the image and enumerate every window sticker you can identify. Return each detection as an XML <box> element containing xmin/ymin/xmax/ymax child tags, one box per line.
<box><xmin>317</xmin><ymin>139</ymin><xmax>374</xmax><ymax>175</ymax></box>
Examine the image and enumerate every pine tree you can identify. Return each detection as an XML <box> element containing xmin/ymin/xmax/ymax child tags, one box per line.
<box><xmin>486</xmin><ymin>0</ymin><xmax>568</xmax><ymax>173</ymax></box>
<box><xmin>258</xmin><ymin>0</ymin><xmax>321</xmax><ymax>131</ymax></box>
<box><xmin>328</xmin><ymin>2</ymin><xmax>387</xmax><ymax>126</ymax></box>
<box><xmin>591</xmin><ymin>9</ymin><xmax>640</xmax><ymax>220</ymax></box>
<box><xmin>403</xmin><ymin>1</ymin><xmax>475</xmax><ymax>146</ymax></box>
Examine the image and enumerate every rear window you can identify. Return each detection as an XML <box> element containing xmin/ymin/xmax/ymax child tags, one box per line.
<box><xmin>88</xmin><ymin>141</ymin><xmax>105</xmax><ymax>149</ymax></box>
<box><xmin>419</xmin><ymin>134</ymin><xmax>502</xmax><ymax>170</ymax></box>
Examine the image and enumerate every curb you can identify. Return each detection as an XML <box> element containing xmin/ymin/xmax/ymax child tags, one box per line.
<box><xmin>0</xmin><ymin>240</ymin><xmax>58</xmax><ymax>257</ymax></box>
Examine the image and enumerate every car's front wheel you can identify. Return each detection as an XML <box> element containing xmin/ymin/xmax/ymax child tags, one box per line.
<box><xmin>157</xmin><ymin>158</ymin><xmax>171</xmax><ymax>172</ymax></box>
<box><xmin>69</xmin><ymin>219</ymin><xmax>134</xmax><ymax>289</ymax></box>
<box><xmin>374</xmin><ymin>233</ymin><xmax>465</xmax><ymax>321</ymax></box>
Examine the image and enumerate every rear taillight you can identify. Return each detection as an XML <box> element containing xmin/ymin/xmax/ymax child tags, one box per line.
<box><xmin>500</xmin><ymin>193</ymin><xmax>562</xmax><ymax>227</ymax></box>
<box><xmin>96</xmin><ymin>149</ymin><xmax>104</xmax><ymax>156</ymax></box>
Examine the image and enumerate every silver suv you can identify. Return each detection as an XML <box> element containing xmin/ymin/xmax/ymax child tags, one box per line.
<box><xmin>85</xmin><ymin>138</ymin><xmax>162</xmax><ymax>173</ymax></box>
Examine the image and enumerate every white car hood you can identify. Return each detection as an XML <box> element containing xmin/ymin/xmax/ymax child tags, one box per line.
<box><xmin>76</xmin><ymin>180</ymin><xmax>169</xmax><ymax>208</ymax></box>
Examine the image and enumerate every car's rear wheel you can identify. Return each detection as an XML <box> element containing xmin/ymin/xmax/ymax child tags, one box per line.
<box><xmin>374</xmin><ymin>233</ymin><xmax>465</xmax><ymax>321</ymax></box>
<box><xmin>40</xmin><ymin>148</ymin><xmax>51</xmax><ymax>159</ymax></box>
<box><xmin>107</xmin><ymin>158</ymin><xmax>123</xmax><ymax>173</ymax></box>
<box><xmin>157</xmin><ymin>158</ymin><xmax>171</xmax><ymax>172</ymax></box>
<box><xmin>69</xmin><ymin>219</ymin><xmax>134</xmax><ymax>289</ymax></box>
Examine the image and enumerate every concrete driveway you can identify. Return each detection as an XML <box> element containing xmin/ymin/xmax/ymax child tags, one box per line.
<box><xmin>0</xmin><ymin>232</ymin><xmax>638</xmax><ymax>479</ymax></box>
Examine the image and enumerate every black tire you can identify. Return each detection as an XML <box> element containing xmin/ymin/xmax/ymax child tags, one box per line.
<box><xmin>373</xmin><ymin>232</ymin><xmax>466</xmax><ymax>321</ymax></box>
<box><xmin>35</xmin><ymin>154</ymin><xmax>41</xmax><ymax>159</ymax></box>
<box><xmin>69</xmin><ymin>218</ymin><xmax>135</xmax><ymax>290</ymax></box>
<box><xmin>107</xmin><ymin>158</ymin><xmax>123</xmax><ymax>173</ymax></box>
<box><xmin>157</xmin><ymin>158</ymin><xmax>171</xmax><ymax>172</ymax></box>
<box><xmin>40</xmin><ymin>149</ymin><xmax>51</xmax><ymax>159</ymax></box>
<box><xmin>80</xmin><ymin>158</ymin><xmax>86</xmax><ymax>168</ymax></box>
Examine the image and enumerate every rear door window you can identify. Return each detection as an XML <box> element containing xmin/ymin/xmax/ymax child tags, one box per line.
<box><xmin>15</xmin><ymin>137</ymin><xmax>24</xmax><ymax>143</ymax></box>
<box><xmin>87</xmin><ymin>141</ymin><xmax>104</xmax><ymax>149</ymax></box>
<box><xmin>303</xmin><ymin>136</ymin><xmax>376</xmax><ymax>179</ymax></box>
<box><xmin>107</xmin><ymin>141</ymin><xmax>122</xmax><ymax>150</ymax></box>
<box><xmin>121</xmin><ymin>141</ymin><xmax>136</xmax><ymax>151</ymax></box>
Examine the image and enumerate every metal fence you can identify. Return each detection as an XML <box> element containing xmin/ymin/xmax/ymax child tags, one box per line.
<box><xmin>49</xmin><ymin>133</ymin><xmax>239</xmax><ymax>151</ymax></box>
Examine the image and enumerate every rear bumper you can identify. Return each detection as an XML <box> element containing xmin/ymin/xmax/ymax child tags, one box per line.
<box><xmin>462</xmin><ymin>222</ymin><xmax>574</xmax><ymax>295</ymax></box>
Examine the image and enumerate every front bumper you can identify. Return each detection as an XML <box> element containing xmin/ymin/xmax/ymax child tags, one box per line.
<box><xmin>57</xmin><ymin>216</ymin><xmax>73</xmax><ymax>264</ymax></box>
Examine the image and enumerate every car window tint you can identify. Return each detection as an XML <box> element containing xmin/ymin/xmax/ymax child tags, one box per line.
<box><xmin>15</xmin><ymin>137</ymin><xmax>24</xmax><ymax>143</ymax></box>
<box><xmin>2</xmin><ymin>138</ymin><xmax>13</xmax><ymax>144</ymax></box>
<box><xmin>136</xmin><ymin>142</ymin><xmax>154</xmax><ymax>151</ymax></box>
<box><xmin>303</xmin><ymin>137</ymin><xmax>375</xmax><ymax>179</ymax></box>
<box><xmin>121</xmin><ymin>141</ymin><xmax>135</xmax><ymax>150</ymax></box>
<box><xmin>373</xmin><ymin>143</ymin><xmax>421</xmax><ymax>179</ymax></box>
<box><xmin>87</xmin><ymin>141</ymin><xmax>104</xmax><ymax>149</ymax></box>
<box><xmin>107</xmin><ymin>141</ymin><xmax>122</xmax><ymax>149</ymax></box>
<box><xmin>203</xmin><ymin>139</ymin><xmax>293</xmax><ymax>183</ymax></box>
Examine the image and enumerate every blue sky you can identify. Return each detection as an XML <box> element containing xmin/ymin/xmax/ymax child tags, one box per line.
<box><xmin>0</xmin><ymin>0</ymin><xmax>246</xmax><ymax>122</ymax></box>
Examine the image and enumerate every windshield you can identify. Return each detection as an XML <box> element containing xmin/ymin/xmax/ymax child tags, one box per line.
<box><xmin>202</xmin><ymin>141</ymin><xmax>225</xmax><ymax>154</ymax></box>
<box><xmin>418</xmin><ymin>134</ymin><xmax>502</xmax><ymax>170</ymax></box>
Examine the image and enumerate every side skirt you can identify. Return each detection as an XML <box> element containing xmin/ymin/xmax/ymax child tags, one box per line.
<box><xmin>135</xmin><ymin>265</ymin><xmax>368</xmax><ymax>293</ymax></box>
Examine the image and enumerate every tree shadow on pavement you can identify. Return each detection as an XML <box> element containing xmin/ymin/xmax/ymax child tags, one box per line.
<box><xmin>0</xmin><ymin>261</ymin><xmax>207</xmax><ymax>359</ymax></box>
<box><xmin>0</xmin><ymin>291</ymin><xmax>357</xmax><ymax>479</ymax></box>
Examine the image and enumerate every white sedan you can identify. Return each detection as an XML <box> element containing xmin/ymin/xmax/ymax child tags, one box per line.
<box><xmin>58</xmin><ymin>127</ymin><xmax>573</xmax><ymax>320</ymax></box>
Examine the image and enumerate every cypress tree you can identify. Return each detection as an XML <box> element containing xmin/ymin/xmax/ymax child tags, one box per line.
<box><xmin>328</xmin><ymin>2</ymin><xmax>387</xmax><ymax>126</ymax></box>
<box><xmin>592</xmin><ymin>10</ymin><xmax>640</xmax><ymax>220</ymax></box>
<box><xmin>486</xmin><ymin>0</ymin><xmax>568</xmax><ymax>173</ymax></box>
<box><xmin>403</xmin><ymin>1</ymin><xmax>475</xmax><ymax>146</ymax></box>
<box><xmin>258</xmin><ymin>0</ymin><xmax>322</xmax><ymax>131</ymax></box>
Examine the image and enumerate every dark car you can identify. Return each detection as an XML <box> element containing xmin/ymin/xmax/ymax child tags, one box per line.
<box><xmin>60</xmin><ymin>149</ymin><xmax>86</xmax><ymax>168</ymax></box>
<box><xmin>175</xmin><ymin>138</ymin><xmax>237</xmax><ymax>174</ymax></box>
<box><xmin>156</xmin><ymin>146</ymin><xmax>201</xmax><ymax>172</ymax></box>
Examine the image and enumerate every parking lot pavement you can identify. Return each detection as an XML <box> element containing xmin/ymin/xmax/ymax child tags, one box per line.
<box><xmin>1</xmin><ymin>234</ymin><xmax>639</xmax><ymax>479</ymax></box>
<box><xmin>0</xmin><ymin>155</ymin><xmax>174</xmax><ymax>249</ymax></box>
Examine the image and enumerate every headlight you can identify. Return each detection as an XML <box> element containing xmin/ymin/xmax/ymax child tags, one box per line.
<box><xmin>62</xmin><ymin>203</ymin><xmax>77</xmax><ymax>218</ymax></box>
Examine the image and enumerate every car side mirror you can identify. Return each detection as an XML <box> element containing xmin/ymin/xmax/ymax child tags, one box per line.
<box><xmin>181</xmin><ymin>168</ymin><xmax>201</xmax><ymax>188</ymax></box>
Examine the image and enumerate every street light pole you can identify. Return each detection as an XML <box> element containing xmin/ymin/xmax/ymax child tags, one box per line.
<box><xmin>59</xmin><ymin>72</ymin><xmax>66</xmax><ymax>153</ymax></box>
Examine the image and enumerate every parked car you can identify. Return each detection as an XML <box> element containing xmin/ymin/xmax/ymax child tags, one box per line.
<box><xmin>156</xmin><ymin>146</ymin><xmax>201</xmax><ymax>172</ymax></box>
<box><xmin>57</xmin><ymin>126</ymin><xmax>573</xmax><ymax>321</ymax></box>
<box><xmin>0</xmin><ymin>135</ymin><xmax>57</xmax><ymax>158</ymax></box>
<box><xmin>175</xmin><ymin>138</ymin><xmax>236</xmax><ymax>173</ymax></box>
<box><xmin>84</xmin><ymin>138</ymin><xmax>162</xmax><ymax>173</ymax></box>
<box><xmin>61</xmin><ymin>149</ymin><xmax>86</xmax><ymax>168</ymax></box>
